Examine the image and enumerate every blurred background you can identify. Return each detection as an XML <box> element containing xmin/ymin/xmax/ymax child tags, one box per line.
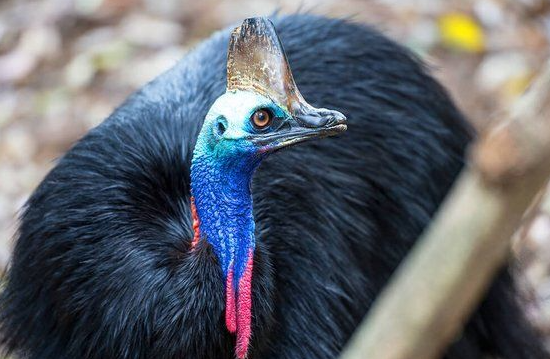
<box><xmin>0</xmin><ymin>0</ymin><xmax>550</xmax><ymax>345</ymax></box>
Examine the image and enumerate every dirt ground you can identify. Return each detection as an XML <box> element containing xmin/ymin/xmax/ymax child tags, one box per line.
<box><xmin>1</xmin><ymin>0</ymin><xmax>550</xmax><ymax>349</ymax></box>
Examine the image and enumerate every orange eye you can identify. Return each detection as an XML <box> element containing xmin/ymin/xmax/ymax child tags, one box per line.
<box><xmin>251</xmin><ymin>109</ymin><xmax>272</xmax><ymax>129</ymax></box>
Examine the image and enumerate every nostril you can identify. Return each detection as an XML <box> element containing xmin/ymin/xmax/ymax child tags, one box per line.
<box><xmin>295</xmin><ymin>109</ymin><xmax>345</xmax><ymax>128</ymax></box>
<box><xmin>328</xmin><ymin>111</ymin><xmax>346</xmax><ymax>126</ymax></box>
<box><xmin>297</xmin><ymin>113</ymin><xmax>328</xmax><ymax>128</ymax></box>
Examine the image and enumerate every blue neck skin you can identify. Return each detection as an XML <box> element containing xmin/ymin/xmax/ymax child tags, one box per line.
<box><xmin>189</xmin><ymin>90</ymin><xmax>283</xmax><ymax>282</ymax></box>
<box><xmin>190</xmin><ymin>146</ymin><xmax>260</xmax><ymax>280</ymax></box>
<box><xmin>189</xmin><ymin>90</ymin><xmax>295</xmax><ymax>358</ymax></box>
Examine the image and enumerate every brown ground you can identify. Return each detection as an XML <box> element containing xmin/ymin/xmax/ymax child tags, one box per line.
<box><xmin>1</xmin><ymin>0</ymin><xmax>550</xmax><ymax>351</ymax></box>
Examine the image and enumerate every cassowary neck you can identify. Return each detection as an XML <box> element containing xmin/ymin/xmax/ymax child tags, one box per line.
<box><xmin>190</xmin><ymin>143</ymin><xmax>260</xmax><ymax>358</ymax></box>
<box><xmin>190</xmin><ymin>153</ymin><xmax>256</xmax><ymax>276</ymax></box>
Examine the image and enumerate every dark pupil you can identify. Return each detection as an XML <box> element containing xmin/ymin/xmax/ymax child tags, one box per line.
<box><xmin>257</xmin><ymin>112</ymin><xmax>266</xmax><ymax>121</ymax></box>
<box><xmin>252</xmin><ymin>109</ymin><xmax>271</xmax><ymax>128</ymax></box>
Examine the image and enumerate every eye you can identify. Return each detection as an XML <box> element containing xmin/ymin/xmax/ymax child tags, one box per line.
<box><xmin>251</xmin><ymin>108</ymin><xmax>272</xmax><ymax>129</ymax></box>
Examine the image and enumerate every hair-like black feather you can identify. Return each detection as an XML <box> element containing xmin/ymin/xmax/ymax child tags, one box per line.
<box><xmin>1</xmin><ymin>14</ymin><xmax>546</xmax><ymax>359</ymax></box>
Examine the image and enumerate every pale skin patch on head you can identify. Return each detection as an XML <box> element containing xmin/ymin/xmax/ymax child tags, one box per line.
<box><xmin>204</xmin><ymin>90</ymin><xmax>286</xmax><ymax>141</ymax></box>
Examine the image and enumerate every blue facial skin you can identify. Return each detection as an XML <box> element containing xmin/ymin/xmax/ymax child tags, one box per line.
<box><xmin>190</xmin><ymin>90</ymin><xmax>289</xmax><ymax>285</ymax></box>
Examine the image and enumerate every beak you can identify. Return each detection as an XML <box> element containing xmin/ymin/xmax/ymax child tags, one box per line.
<box><xmin>251</xmin><ymin>106</ymin><xmax>347</xmax><ymax>151</ymax></box>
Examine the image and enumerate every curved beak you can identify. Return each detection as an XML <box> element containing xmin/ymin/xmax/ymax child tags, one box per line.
<box><xmin>252</xmin><ymin>106</ymin><xmax>347</xmax><ymax>151</ymax></box>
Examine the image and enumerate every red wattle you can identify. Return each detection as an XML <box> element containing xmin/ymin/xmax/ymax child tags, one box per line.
<box><xmin>190</xmin><ymin>197</ymin><xmax>200</xmax><ymax>248</ymax></box>
<box><xmin>226</xmin><ymin>268</ymin><xmax>237</xmax><ymax>333</ymax></box>
<box><xmin>235</xmin><ymin>251</ymin><xmax>254</xmax><ymax>359</ymax></box>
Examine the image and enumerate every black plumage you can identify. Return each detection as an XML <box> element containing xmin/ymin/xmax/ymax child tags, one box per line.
<box><xmin>1</xmin><ymin>14</ymin><xmax>546</xmax><ymax>359</ymax></box>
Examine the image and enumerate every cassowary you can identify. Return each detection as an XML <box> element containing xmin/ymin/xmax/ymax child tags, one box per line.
<box><xmin>1</xmin><ymin>15</ymin><xmax>546</xmax><ymax>359</ymax></box>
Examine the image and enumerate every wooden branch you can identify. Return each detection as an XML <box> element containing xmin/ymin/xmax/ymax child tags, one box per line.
<box><xmin>339</xmin><ymin>60</ymin><xmax>550</xmax><ymax>359</ymax></box>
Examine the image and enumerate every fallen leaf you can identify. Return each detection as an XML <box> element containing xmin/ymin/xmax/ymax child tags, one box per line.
<box><xmin>439</xmin><ymin>12</ymin><xmax>485</xmax><ymax>53</ymax></box>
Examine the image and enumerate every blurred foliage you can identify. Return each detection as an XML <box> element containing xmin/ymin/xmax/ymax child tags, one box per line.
<box><xmin>0</xmin><ymin>0</ymin><xmax>549</xmax><ymax>347</ymax></box>
<box><xmin>439</xmin><ymin>12</ymin><xmax>485</xmax><ymax>52</ymax></box>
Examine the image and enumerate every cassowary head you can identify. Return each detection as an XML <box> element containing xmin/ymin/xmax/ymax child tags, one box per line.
<box><xmin>190</xmin><ymin>17</ymin><xmax>346</xmax><ymax>358</ymax></box>
<box><xmin>196</xmin><ymin>17</ymin><xmax>346</xmax><ymax>164</ymax></box>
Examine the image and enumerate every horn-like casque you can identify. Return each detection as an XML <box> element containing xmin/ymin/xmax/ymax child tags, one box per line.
<box><xmin>227</xmin><ymin>17</ymin><xmax>312</xmax><ymax>115</ymax></box>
